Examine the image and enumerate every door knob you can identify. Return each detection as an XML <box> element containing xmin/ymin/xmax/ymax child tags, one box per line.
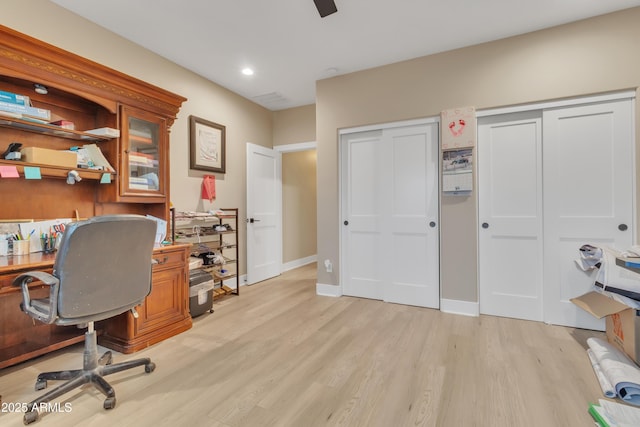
<box><xmin>482</xmin><ymin>222</ymin><xmax>489</xmax><ymax>229</ymax></box>
<box><xmin>248</xmin><ymin>218</ymin><xmax>261</xmax><ymax>224</ymax></box>
<box><xmin>429</xmin><ymin>221</ymin><xmax>436</xmax><ymax>228</ymax></box>
<box><xmin>619</xmin><ymin>224</ymin><xmax>628</xmax><ymax>231</ymax></box>
<box><xmin>344</xmin><ymin>220</ymin><xmax>349</xmax><ymax>226</ymax></box>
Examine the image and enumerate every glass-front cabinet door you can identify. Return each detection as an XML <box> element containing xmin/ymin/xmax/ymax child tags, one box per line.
<box><xmin>120</xmin><ymin>106</ymin><xmax>167</xmax><ymax>200</ymax></box>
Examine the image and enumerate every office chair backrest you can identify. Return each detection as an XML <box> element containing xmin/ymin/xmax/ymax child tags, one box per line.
<box><xmin>53</xmin><ymin>215</ymin><xmax>157</xmax><ymax>321</ymax></box>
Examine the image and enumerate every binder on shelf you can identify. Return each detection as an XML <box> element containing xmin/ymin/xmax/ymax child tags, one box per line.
<box><xmin>0</xmin><ymin>101</ymin><xmax>50</xmax><ymax>121</ymax></box>
<box><xmin>0</xmin><ymin>90</ymin><xmax>30</xmax><ymax>106</ymax></box>
<box><xmin>49</xmin><ymin>120</ymin><xmax>75</xmax><ymax>130</ymax></box>
<box><xmin>84</xmin><ymin>127</ymin><xmax>120</xmax><ymax>138</ymax></box>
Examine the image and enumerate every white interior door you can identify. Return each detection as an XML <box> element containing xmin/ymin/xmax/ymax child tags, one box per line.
<box><xmin>341</xmin><ymin>130</ymin><xmax>385</xmax><ymax>300</ymax></box>
<box><xmin>384</xmin><ymin>124</ymin><xmax>440</xmax><ymax>308</ymax></box>
<box><xmin>478</xmin><ymin>112</ymin><xmax>544</xmax><ymax>321</ymax></box>
<box><xmin>478</xmin><ymin>97</ymin><xmax>634</xmax><ymax>329</ymax></box>
<box><xmin>246</xmin><ymin>143</ymin><xmax>282</xmax><ymax>285</ymax></box>
<box><xmin>341</xmin><ymin>121</ymin><xmax>440</xmax><ymax>308</ymax></box>
<box><xmin>543</xmin><ymin>99</ymin><xmax>634</xmax><ymax>329</ymax></box>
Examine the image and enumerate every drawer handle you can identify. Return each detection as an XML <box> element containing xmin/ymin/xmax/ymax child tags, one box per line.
<box><xmin>152</xmin><ymin>256</ymin><xmax>169</xmax><ymax>265</ymax></box>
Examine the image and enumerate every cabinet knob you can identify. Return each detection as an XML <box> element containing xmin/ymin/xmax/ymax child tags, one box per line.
<box><xmin>429</xmin><ymin>221</ymin><xmax>436</xmax><ymax>228</ymax></box>
<box><xmin>344</xmin><ymin>220</ymin><xmax>349</xmax><ymax>226</ymax></box>
<box><xmin>482</xmin><ymin>222</ymin><xmax>489</xmax><ymax>229</ymax></box>
<box><xmin>619</xmin><ymin>224</ymin><xmax>628</xmax><ymax>231</ymax></box>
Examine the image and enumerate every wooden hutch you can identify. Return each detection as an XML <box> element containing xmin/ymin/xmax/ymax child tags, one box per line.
<box><xmin>0</xmin><ymin>25</ymin><xmax>192</xmax><ymax>368</ymax></box>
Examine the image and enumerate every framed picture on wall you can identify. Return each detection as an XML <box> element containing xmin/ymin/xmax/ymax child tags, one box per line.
<box><xmin>189</xmin><ymin>115</ymin><xmax>226</xmax><ymax>173</ymax></box>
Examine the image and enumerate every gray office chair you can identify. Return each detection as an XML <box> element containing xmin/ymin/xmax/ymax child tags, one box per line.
<box><xmin>13</xmin><ymin>215</ymin><xmax>158</xmax><ymax>425</ymax></box>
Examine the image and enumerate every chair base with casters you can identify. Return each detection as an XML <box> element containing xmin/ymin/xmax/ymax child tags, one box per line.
<box><xmin>23</xmin><ymin>322</ymin><xmax>155</xmax><ymax>425</ymax></box>
<box><xmin>12</xmin><ymin>215</ymin><xmax>160</xmax><ymax>425</ymax></box>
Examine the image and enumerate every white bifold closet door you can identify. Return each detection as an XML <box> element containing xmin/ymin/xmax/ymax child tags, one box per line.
<box><xmin>479</xmin><ymin>97</ymin><xmax>634</xmax><ymax>329</ymax></box>
<box><xmin>542</xmin><ymin>100</ymin><xmax>634</xmax><ymax>328</ymax></box>
<box><xmin>478</xmin><ymin>111</ymin><xmax>544</xmax><ymax>322</ymax></box>
<box><xmin>340</xmin><ymin>122</ymin><xmax>440</xmax><ymax>308</ymax></box>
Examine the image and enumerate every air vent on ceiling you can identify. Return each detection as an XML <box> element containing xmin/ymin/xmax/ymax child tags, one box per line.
<box><xmin>251</xmin><ymin>92</ymin><xmax>288</xmax><ymax>107</ymax></box>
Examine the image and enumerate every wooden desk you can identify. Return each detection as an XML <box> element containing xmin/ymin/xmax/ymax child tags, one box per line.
<box><xmin>0</xmin><ymin>252</ymin><xmax>81</xmax><ymax>370</ymax></box>
<box><xmin>0</xmin><ymin>245</ymin><xmax>191</xmax><ymax>369</ymax></box>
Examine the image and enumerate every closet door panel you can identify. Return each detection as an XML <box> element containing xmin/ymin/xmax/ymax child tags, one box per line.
<box><xmin>478</xmin><ymin>112</ymin><xmax>543</xmax><ymax>321</ymax></box>
<box><xmin>385</xmin><ymin>124</ymin><xmax>440</xmax><ymax>308</ymax></box>
<box><xmin>341</xmin><ymin>131</ymin><xmax>385</xmax><ymax>300</ymax></box>
<box><xmin>543</xmin><ymin>99</ymin><xmax>634</xmax><ymax>329</ymax></box>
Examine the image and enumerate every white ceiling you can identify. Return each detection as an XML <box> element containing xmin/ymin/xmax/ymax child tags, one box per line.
<box><xmin>51</xmin><ymin>0</ymin><xmax>640</xmax><ymax>111</ymax></box>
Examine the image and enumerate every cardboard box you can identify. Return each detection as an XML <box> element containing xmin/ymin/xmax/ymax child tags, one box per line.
<box><xmin>571</xmin><ymin>291</ymin><xmax>640</xmax><ymax>364</ymax></box>
<box><xmin>21</xmin><ymin>147</ymin><xmax>77</xmax><ymax>168</ymax></box>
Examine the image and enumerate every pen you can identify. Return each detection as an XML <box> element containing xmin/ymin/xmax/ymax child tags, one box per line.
<box><xmin>28</xmin><ymin>229</ymin><xmax>35</xmax><ymax>240</ymax></box>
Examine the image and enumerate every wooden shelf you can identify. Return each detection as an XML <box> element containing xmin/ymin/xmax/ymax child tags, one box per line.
<box><xmin>0</xmin><ymin>159</ymin><xmax>114</xmax><ymax>181</ymax></box>
<box><xmin>0</xmin><ymin>116</ymin><xmax>113</xmax><ymax>142</ymax></box>
<box><xmin>213</xmin><ymin>285</ymin><xmax>236</xmax><ymax>300</ymax></box>
<box><xmin>174</xmin><ymin>208</ymin><xmax>239</xmax><ymax>300</ymax></box>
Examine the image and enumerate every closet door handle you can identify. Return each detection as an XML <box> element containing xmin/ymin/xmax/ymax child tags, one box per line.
<box><xmin>482</xmin><ymin>222</ymin><xmax>489</xmax><ymax>229</ymax></box>
<box><xmin>344</xmin><ymin>220</ymin><xmax>349</xmax><ymax>226</ymax></box>
<box><xmin>429</xmin><ymin>221</ymin><xmax>436</xmax><ymax>228</ymax></box>
<box><xmin>619</xmin><ymin>224</ymin><xmax>628</xmax><ymax>231</ymax></box>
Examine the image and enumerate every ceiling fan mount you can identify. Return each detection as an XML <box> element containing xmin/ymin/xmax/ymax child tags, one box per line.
<box><xmin>314</xmin><ymin>0</ymin><xmax>338</xmax><ymax>18</ymax></box>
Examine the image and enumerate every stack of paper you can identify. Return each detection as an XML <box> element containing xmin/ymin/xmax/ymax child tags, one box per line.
<box><xmin>589</xmin><ymin>399</ymin><xmax>640</xmax><ymax>426</ymax></box>
<box><xmin>587</xmin><ymin>337</ymin><xmax>640</xmax><ymax>405</ymax></box>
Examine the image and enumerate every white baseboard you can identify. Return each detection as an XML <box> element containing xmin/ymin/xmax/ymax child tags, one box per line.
<box><xmin>282</xmin><ymin>255</ymin><xmax>317</xmax><ymax>272</ymax></box>
<box><xmin>440</xmin><ymin>298</ymin><xmax>479</xmax><ymax>317</ymax></box>
<box><xmin>316</xmin><ymin>283</ymin><xmax>342</xmax><ymax>297</ymax></box>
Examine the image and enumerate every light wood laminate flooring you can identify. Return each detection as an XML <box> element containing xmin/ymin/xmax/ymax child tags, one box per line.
<box><xmin>0</xmin><ymin>264</ymin><xmax>606</xmax><ymax>426</ymax></box>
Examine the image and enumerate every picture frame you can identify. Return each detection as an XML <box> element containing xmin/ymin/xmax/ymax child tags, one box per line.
<box><xmin>189</xmin><ymin>115</ymin><xmax>226</xmax><ymax>173</ymax></box>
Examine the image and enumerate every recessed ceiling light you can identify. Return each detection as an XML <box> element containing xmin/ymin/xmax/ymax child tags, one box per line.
<box><xmin>242</xmin><ymin>68</ymin><xmax>254</xmax><ymax>76</ymax></box>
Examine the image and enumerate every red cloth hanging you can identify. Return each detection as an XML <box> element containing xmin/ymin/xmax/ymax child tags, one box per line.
<box><xmin>201</xmin><ymin>175</ymin><xmax>216</xmax><ymax>202</ymax></box>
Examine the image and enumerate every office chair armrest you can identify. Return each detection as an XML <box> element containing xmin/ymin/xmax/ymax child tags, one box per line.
<box><xmin>12</xmin><ymin>271</ymin><xmax>60</xmax><ymax>324</ymax></box>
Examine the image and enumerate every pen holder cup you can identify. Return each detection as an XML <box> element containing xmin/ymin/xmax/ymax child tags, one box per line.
<box><xmin>41</xmin><ymin>237</ymin><xmax>56</xmax><ymax>254</ymax></box>
<box><xmin>13</xmin><ymin>240</ymin><xmax>30</xmax><ymax>256</ymax></box>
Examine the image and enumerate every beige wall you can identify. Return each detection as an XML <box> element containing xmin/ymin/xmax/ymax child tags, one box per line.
<box><xmin>273</xmin><ymin>105</ymin><xmax>318</xmax><ymax>264</ymax></box>
<box><xmin>0</xmin><ymin>0</ymin><xmax>274</xmax><ymax>276</ymax></box>
<box><xmin>282</xmin><ymin>150</ymin><xmax>317</xmax><ymax>264</ymax></box>
<box><xmin>316</xmin><ymin>7</ymin><xmax>640</xmax><ymax>302</ymax></box>
<box><xmin>273</xmin><ymin>104</ymin><xmax>316</xmax><ymax>145</ymax></box>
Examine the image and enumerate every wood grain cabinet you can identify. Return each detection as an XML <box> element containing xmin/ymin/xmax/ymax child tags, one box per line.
<box><xmin>0</xmin><ymin>25</ymin><xmax>188</xmax><ymax>368</ymax></box>
<box><xmin>99</xmin><ymin>244</ymin><xmax>192</xmax><ymax>354</ymax></box>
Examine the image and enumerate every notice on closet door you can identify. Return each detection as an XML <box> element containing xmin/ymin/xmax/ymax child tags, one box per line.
<box><xmin>443</xmin><ymin>148</ymin><xmax>473</xmax><ymax>194</ymax></box>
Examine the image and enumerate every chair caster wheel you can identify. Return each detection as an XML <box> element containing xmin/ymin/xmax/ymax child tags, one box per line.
<box><xmin>23</xmin><ymin>410</ymin><xmax>39</xmax><ymax>425</ymax></box>
<box><xmin>35</xmin><ymin>379</ymin><xmax>47</xmax><ymax>391</ymax></box>
<box><xmin>145</xmin><ymin>362</ymin><xmax>156</xmax><ymax>373</ymax></box>
<box><xmin>103</xmin><ymin>397</ymin><xmax>116</xmax><ymax>410</ymax></box>
<box><xmin>99</xmin><ymin>351</ymin><xmax>113</xmax><ymax>366</ymax></box>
